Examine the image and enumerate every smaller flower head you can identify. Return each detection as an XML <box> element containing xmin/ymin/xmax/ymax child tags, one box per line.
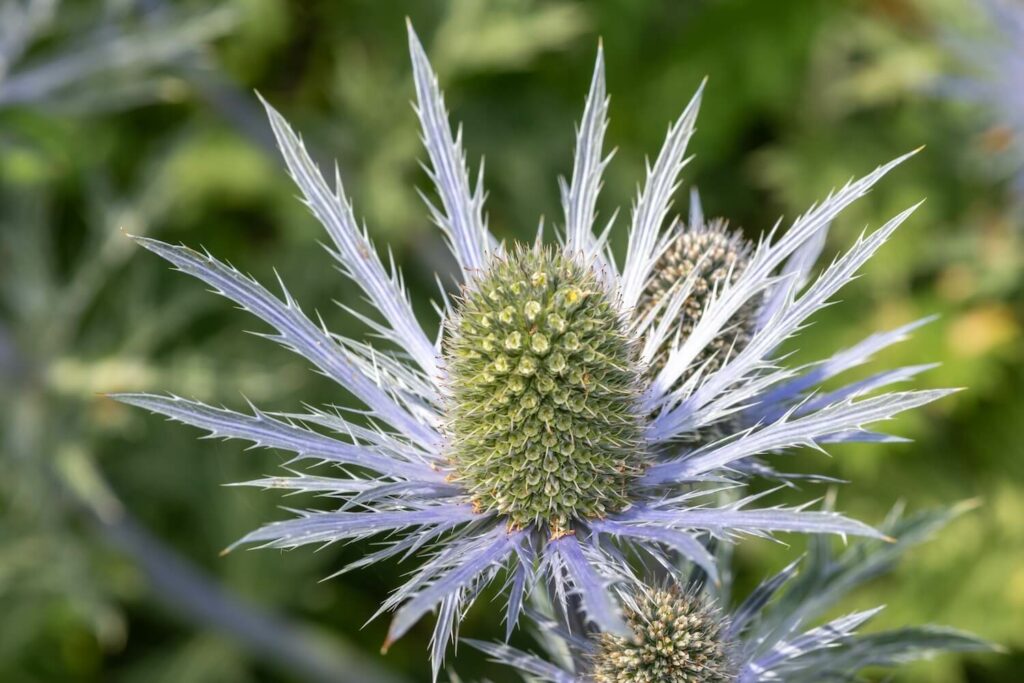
<box><xmin>592</xmin><ymin>585</ymin><xmax>733</xmax><ymax>683</ymax></box>
<box><xmin>446</xmin><ymin>247</ymin><xmax>643</xmax><ymax>533</ymax></box>
<box><xmin>639</xmin><ymin>217</ymin><xmax>755</xmax><ymax>378</ymax></box>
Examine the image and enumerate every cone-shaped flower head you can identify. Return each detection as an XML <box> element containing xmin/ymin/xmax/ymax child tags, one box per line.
<box><xmin>446</xmin><ymin>247</ymin><xmax>643</xmax><ymax>532</ymax></box>
<box><xmin>117</xmin><ymin>20</ymin><xmax>951</xmax><ymax>675</ymax></box>
<box><xmin>592</xmin><ymin>586</ymin><xmax>733</xmax><ymax>683</ymax></box>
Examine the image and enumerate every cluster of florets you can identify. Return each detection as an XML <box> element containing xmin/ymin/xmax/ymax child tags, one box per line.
<box><xmin>443</xmin><ymin>247</ymin><xmax>644</xmax><ymax>533</ymax></box>
<box><xmin>638</xmin><ymin>218</ymin><xmax>756</xmax><ymax>378</ymax></box>
<box><xmin>591</xmin><ymin>587</ymin><xmax>734</xmax><ymax>683</ymax></box>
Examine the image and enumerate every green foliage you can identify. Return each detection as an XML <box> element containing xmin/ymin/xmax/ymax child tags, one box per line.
<box><xmin>446</xmin><ymin>247</ymin><xmax>642</xmax><ymax>533</ymax></box>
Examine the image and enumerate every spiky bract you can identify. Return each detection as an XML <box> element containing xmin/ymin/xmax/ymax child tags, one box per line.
<box><xmin>470</xmin><ymin>507</ymin><xmax>992</xmax><ymax>683</ymax></box>
<box><xmin>445</xmin><ymin>247</ymin><xmax>644</xmax><ymax>532</ymax></box>
<box><xmin>591</xmin><ymin>587</ymin><xmax>733</xmax><ymax>683</ymax></box>
<box><xmin>639</xmin><ymin>218</ymin><xmax>755</xmax><ymax>377</ymax></box>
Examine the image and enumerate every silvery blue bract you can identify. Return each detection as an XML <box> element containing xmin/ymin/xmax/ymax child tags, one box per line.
<box><xmin>468</xmin><ymin>504</ymin><xmax>992</xmax><ymax>682</ymax></box>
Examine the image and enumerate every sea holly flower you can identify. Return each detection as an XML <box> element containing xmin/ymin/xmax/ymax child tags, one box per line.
<box><xmin>468</xmin><ymin>504</ymin><xmax>993</xmax><ymax>682</ymax></box>
<box><xmin>117</xmin><ymin>21</ymin><xmax>949</xmax><ymax>675</ymax></box>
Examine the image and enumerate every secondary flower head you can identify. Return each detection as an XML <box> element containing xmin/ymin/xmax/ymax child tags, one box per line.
<box><xmin>591</xmin><ymin>585</ymin><xmax>733</xmax><ymax>683</ymax></box>
<box><xmin>470</xmin><ymin>505</ymin><xmax>991</xmax><ymax>682</ymax></box>
<box><xmin>118</xmin><ymin>21</ymin><xmax>950</xmax><ymax>676</ymax></box>
<box><xmin>637</xmin><ymin>212</ymin><xmax>756</xmax><ymax>378</ymax></box>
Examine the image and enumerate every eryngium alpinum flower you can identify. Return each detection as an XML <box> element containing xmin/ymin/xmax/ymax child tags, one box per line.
<box><xmin>117</xmin><ymin>21</ymin><xmax>951</xmax><ymax>674</ymax></box>
<box><xmin>469</xmin><ymin>504</ymin><xmax>992</xmax><ymax>682</ymax></box>
<box><xmin>446</xmin><ymin>247</ymin><xmax>643</xmax><ymax>531</ymax></box>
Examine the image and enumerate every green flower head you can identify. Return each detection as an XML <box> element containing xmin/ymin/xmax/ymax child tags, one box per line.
<box><xmin>445</xmin><ymin>247</ymin><xmax>644</xmax><ymax>533</ymax></box>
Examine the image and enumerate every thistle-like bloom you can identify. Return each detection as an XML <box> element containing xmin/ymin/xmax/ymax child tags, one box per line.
<box><xmin>469</xmin><ymin>505</ymin><xmax>992</xmax><ymax>682</ymax></box>
<box><xmin>118</xmin><ymin>22</ymin><xmax>949</xmax><ymax>674</ymax></box>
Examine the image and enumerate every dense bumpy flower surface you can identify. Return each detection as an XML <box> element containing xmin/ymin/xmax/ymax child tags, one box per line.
<box><xmin>638</xmin><ymin>217</ymin><xmax>755</xmax><ymax>378</ymax></box>
<box><xmin>592</xmin><ymin>587</ymin><xmax>733</xmax><ymax>683</ymax></box>
<box><xmin>446</xmin><ymin>248</ymin><xmax>643</xmax><ymax>532</ymax></box>
<box><xmin>119</xmin><ymin>20</ymin><xmax>957</xmax><ymax>676</ymax></box>
<box><xmin>471</xmin><ymin>505</ymin><xmax>991</xmax><ymax>682</ymax></box>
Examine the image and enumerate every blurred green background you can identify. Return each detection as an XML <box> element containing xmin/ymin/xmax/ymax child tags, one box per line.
<box><xmin>1</xmin><ymin>0</ymin><xmax>1021</xmax><ymax>681</ymax></box>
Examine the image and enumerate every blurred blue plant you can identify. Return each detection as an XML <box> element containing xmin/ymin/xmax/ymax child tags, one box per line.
<box><xmin>121</xmin><ymin>22</ymin><xmax>947</xmax><ymax>676</ymax></box>
<box><xmin>0</xmin><ymin>124</ymin><xmax>402</xmax><ymax>683</ymax></box>
<box><xmin>943</xmin><ymin>0</ymin><xmax>1024</xmax><ymax>204</ymax></box>
<box><xmin>468</xmin><ymin>502</ymin><xmax>993</xmax><ymax>682</ymax></box>
<box><xmin>0</xmin><ymin>0</ymin><xmax>235</xmax><ymax>111</ymax></box>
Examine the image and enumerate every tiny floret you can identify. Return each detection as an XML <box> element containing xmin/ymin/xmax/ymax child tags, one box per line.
<box><xmin>445</xmin><ymin>247</ymin><xmax>644</xmax><ymax>533</ymax></box>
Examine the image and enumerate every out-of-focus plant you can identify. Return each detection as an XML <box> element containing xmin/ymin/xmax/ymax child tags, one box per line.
<box><xmin>0</xmin><ymin>0</ymin><xmax>234</xmax><ymax>112</ymax></box>
<box><xmin>0</xmin><ymin>150</ymin><xmax>409</xmax><ymax>683</ymax></box>
<box><xmin>0</xmin><ymin>2</ymin><xmax>410</xmax><ymax>681</ymax></box>
<box><xmin>941</xmin><ymin>0</ymin><xmax>1024</xmax><ymax>206</ymax></box>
